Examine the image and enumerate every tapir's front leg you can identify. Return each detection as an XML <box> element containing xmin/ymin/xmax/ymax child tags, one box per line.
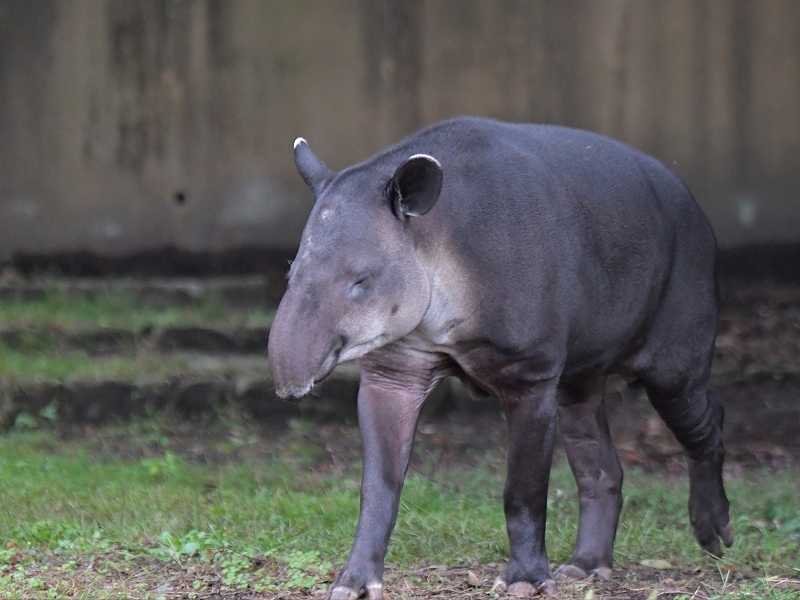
<box><xmin>328</xmin><ymin>351</ymin><xmax>445</xmax><ymax>600</ymax></box>
<box><xmin>493</xmin><ymin>378</ymin><xmax>560</xmax><ymax>597</ymax></box>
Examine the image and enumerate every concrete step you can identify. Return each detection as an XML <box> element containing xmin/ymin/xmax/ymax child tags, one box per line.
<box><xmin>2</xmin><ymin>361</ymin><xmax>800</xmax><ymax>451</ymax></box>
<box><xmin>0</xmin><ymin>360</ymin><xmax>359</xmax><ymax>427</ymax></box>
<box><xmin>0</xmin><ymin>324</ymin><xmax>272</xmax><ymax>355</ymax></box>
<box><xmin>0</xmin><ymin>276</ymin><xmax>284</xmax><ymax>309</ymax></box>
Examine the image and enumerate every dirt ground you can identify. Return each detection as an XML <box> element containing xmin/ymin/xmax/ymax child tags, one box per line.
<box><xmin>15</xmin><ymin>553</ymin><xmax>800</xmax><ymax>599</ymax></box>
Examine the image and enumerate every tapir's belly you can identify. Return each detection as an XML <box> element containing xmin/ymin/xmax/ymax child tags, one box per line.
<box><xmin>411</xmin><ymin>278</ymin><xmax>665</xmax><ymax>397</ymax></box>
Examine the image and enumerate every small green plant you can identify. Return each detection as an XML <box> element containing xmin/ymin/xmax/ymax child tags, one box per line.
<box><xmin>13</xmin><ymin>413</ymin><xmax>38</xmax><ymax>430</ymax></box>
<box><xmin>140</xmin><ymin>451</ymin><xmax>183</xmax><ymax>479</ymax></box>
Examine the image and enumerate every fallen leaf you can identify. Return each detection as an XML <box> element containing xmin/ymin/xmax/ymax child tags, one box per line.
<box><xmin>584</xmin><ymin>588</ymin><xmax>595</xmax><ymax>600</ymax></box>
<box><xmin>647</xmin><ymin>589</ymin><xmax>659</xmax><ymax>600</ymax></box>
<box><xmin>467</xmin><ymin>570</ymin><xmax>482</xmax><ymax>587</ymax></box>
<box><xmin>640</xmin><ymin>559</ymin><xmax>673</xmax><ymax>570</ymax></box>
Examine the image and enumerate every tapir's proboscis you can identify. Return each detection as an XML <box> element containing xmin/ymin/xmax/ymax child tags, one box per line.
<box><xmin>268</xmin><ymin>117</ymin><xmax>732</xmax><ymax>598</ymax></box>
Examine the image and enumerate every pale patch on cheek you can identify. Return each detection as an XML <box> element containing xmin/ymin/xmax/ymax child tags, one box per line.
<box><xmin>420</xmin><ymin>248</ymin><xmax>477</xmax><ymax>346</ymax></box>
<box><xmin>336</xmin><ymin>262</ymin><xmax>431</xmax><ymax>363</ymax></box>
<box><xmin>338</xmin><ymin>304</ymin><xmax>390</xmax><ymax>362</ymax></box>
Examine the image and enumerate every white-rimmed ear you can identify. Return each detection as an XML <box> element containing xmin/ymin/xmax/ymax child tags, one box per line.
<box><xmin>293</xmin><ymin>137</ymin><xmax>334</xmax><ymax>198</ymax></box>
<box><xmin>387</xmin><ymin>154</ymin><xmax>443</xmax><ymax>219</ymax></box>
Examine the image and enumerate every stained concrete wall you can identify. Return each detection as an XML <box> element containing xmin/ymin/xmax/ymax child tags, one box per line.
<box><xmin>1</xmin><ymin>0</ymin><xmax>799</xmax><ymax>256</ymax></box>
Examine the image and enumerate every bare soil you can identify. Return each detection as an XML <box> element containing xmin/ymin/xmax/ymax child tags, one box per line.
<box><xmin>14</xmin><ymin>551</ymin><xmax>800</xmax><ymax>600</ymax></box>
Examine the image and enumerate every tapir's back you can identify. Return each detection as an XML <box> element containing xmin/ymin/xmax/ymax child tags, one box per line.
<box><xmin>377</xmin><ymin>117</ymin><xmax>713</xmax><ymax>272</ymax></box>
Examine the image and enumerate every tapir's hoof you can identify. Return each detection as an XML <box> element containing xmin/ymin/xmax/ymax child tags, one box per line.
<box><xmin>366</xmin><ymin>582</ymin><xmax>384</xmax><ymax>600</ymax></box>
<box><xmin>491</xmin><ymin>577</ymin><xmax>557</xmax><ymax>597</ymax></box>
<box><xmin>695</xmin><ymin>519</ymin><xmax>733</xmax><ymax>558</ymax></box>
<box><xmin>721</xmin><ymin>521</ymin><xmax>735</xmax><ymax>548</ymax></box>
<box><xmin>327</xmin><ymin>585</ymin><xmax>361</xmax><ymax>600</ymax></box>
<box><xmin>327</xmin><ymin>582</ymin><xmax>383</xmax><ymax>600</ymax></box>
<box><xmin>554</xmin><ymin>563</ymin><xmax>612</xmax><ymax>581</ymax></box>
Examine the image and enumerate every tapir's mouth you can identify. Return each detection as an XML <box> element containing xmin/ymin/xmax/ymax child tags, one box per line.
<box><xmin>338</xmin><ymin>334</ymin><xmax>391</xmax><ymax>363</ymax></box>
<box><xmin>313</xmin><ymin>335</ymin><xmax>346</xmax><ymax>384</ymax></box>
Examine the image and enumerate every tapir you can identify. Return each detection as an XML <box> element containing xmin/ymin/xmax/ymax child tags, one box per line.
<box><xmin>267</xmin><ymin>117</ymin><xmax>732</xmax><ymax>598</ymax></box>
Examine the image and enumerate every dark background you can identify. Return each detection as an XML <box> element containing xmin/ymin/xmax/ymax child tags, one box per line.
<box><xmin>1</xmin><ymin>1</ymin><xmax>799</xmax><ymax>273</ymax></box>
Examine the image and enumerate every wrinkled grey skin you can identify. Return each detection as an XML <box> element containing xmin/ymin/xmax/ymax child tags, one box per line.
<box><xmin>268</xmin><ymin>117</ymin><xmax>732</xmax><ymax>599</ymax></box>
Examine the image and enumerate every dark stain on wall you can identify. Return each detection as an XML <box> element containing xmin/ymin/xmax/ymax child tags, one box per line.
<box><xmin>207</xmin><ymin>0</ymin><xmax>235</xmax><ymax>68</ymax></box>
<box><xmin>691</xmin><ymin>1</ymin><xmax>711</xmax><ymax>179</ymax></box>
<box><xmin>111</xmin><ymin>4</ymin><xmax>147</xmax><ymax>170</ymax></box>
<box><xmin>539</xmin><ymin>0</ymin><xmax>582</xmax><ymax>127</ymax></box>
<box><xmin>0</xmin><ymin>0</ymin><xmax>57</xmax><ymax>182</ymax></box>
<box><xmin>360</xmin><ymin>0</ymin><xmax>423</xmax><ymax>134</ymax></box>
<box><xmin>109</xmin><ymin>0</ymin><xmax>171</xmax><ymax>171</ymax></box>
<box><xmin>730</xmin><ymin>0</ymin><xmax>755</xmax><ymax>189</ymax></box>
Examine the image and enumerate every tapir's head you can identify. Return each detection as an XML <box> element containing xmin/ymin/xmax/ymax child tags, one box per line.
<box><xmin>268</xmin><ymin>138</ymin><xmax>444</xmax><ymax>398</ymax></box>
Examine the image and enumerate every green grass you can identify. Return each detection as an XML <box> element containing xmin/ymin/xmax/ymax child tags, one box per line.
<box><xmin>0</xmin><ymin>424</ymin><xmax>798</xmax><ymax>598</ymax></box>
<box><xmin>0</xmin><ymin>349</ymin><xmax>268</xmax><ymax>385</ymax></box>
<box><xmin>0</xmin><ymin>289</ymin><xmax>273</xmax><ymax>331</ymax></box>
<box><xmin>0</xmin><ymin>349</ymin><xmax>186</xmax><ymax>382</ymax></box>
<box><xmin>0</xmin><ymin>348</ymin><xmax>262</xmax><ymax>383</ymax></box>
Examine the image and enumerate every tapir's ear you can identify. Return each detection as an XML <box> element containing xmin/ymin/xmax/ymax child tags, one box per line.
<box><xmin>387</xmin><ymin>154</ymin><xmax>443</xmax><ymax>219</ymax></box>
<box><xmin>293</xmin><ymin>137</ymin><xmax>334</xmax><ymax>198</ymax></box>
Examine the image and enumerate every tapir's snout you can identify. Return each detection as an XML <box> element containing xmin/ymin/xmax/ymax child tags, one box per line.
<box><xmin>267</xmin><ymin>284</ymin><xmax>345</xmax><ymax>399</ymax></box>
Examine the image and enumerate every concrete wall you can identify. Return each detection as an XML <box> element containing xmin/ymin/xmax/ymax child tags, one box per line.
<box><xmin>1</xmin><ymin>0</ymin><xmax>799</xmax><ymax>256</ymax></box>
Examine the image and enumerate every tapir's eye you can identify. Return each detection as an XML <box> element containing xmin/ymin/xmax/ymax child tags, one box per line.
<box><xmin>348</xmin><ymin>274</ymin><xmax>372</xmax><ymax>299</ymax></box>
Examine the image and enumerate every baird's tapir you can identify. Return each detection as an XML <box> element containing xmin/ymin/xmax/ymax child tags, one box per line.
<box><xmin>268</xmin><ymin>117</ymin><xmax>732</xmax><ymax>598</ymax></box>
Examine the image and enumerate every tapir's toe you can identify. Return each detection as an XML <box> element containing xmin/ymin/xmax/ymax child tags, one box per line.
<box><xmin>593</xmin><ymin>566</ymin><xmax>612</xmax><ymax>581</ymax></box>
<box><xmin>491</xmin><ymin>576</ymin><xmax>508</xmax><ymax>593</ymax></box>
<box><xmin>692</xmin><ymin>515</ymin><xmax>734</xmax><ymax>558</ymax></box>
<box><xmin>554</xmin><ymin>564</ymin><xmax>586</xmax><ymax>580</ymax></box>
<box><xmin>721</xmin><ymin>521</ymin><xmax>735</xmax><ymax>548</ymax></box>
<box><xmin>491</xmin><ymin>576</ymin><xmax>557</xmax><ymax>597</ymax></box>
<box><xmin>327</xmin><ymin>582</ymin><xmax>382</xmax><ymax>600</ymax></box>
<box><xmin>700</xmin><ymin>537</ymin><xmax>722</xmax><ymax>558</ymax></box>
<box><xmin>507</xmin><ymin>581</ymin><xmax>538</xmax><ymax>597</ymax></box>
<box><xmin>554</xmin><ymin>563</ymin><xmax>612</xmax><ymax>581</ymax></box>
<box><xmin>327</xmin><ymin>585</ymin><xmax>362</xmax><ymax>600</ymax></box>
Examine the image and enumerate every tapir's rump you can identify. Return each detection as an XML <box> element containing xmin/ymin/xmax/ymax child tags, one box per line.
<box><xmin>268</xmin><ymin>117</ymin><xmax>731</xmax><ymax>599</ymax></box>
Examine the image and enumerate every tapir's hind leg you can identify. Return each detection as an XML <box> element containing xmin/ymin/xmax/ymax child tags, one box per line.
<box><xmin>630</xmin><ymin>226</ymin><xmax>733</xmax><ymax>556</ymax></box>
<box><xmin>554</xmin><ymin>377</ymin><xmax>622</xmax><ymax>581</ymax></box>
<box><xmin>643</xmin><ymin>381</ymin><xmax>733</xmax><ymax>556</ymax></box>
